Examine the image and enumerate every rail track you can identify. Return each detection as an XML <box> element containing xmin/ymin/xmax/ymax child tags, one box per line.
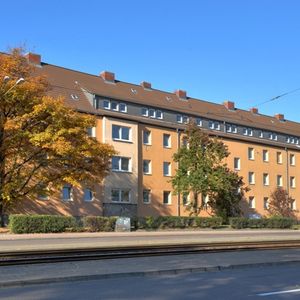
<box><xmin>1</xmin><ymin>240</ymin><xmax>300</xmax><ymax>266</ymax></box>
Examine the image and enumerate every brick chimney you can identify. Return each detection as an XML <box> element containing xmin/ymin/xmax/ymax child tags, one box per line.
<box><xmin>250</xmin><ymin>107</ymin><xmax>258</xmax><ymax>114</ymax></box>
<box><xmin>223</xmin><ymin>100</ymin><xmax>235</xmax><ymax>110</ymax></box>
<box><xmin>141</xmin><ymin>81</ymin><xmax>151</xmax><ymax>89</ymax></box>
<box><xmin>275</xmin><ymin>113</ymin><xmax>284</xmax><ymax>121</ymax></box>
<box><xmin>175</xmin><ymin>89</ymin><xmax>187</xmax><ymax>100</ymax></box>
<box><xmin>100</xmin><ymin>71</ymin><xmax>115</xmax><ymax>83</ymax></box>
<box><xmin>25</xmin><ymin>52</ymin><xmax>41</xmax><ymax>66</ymax></box>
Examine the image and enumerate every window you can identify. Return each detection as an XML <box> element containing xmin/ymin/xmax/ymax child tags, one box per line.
<box><xmin>263</xmin><ymin>197</ymin><xmax>269</xmax><ymax>210</ymax></box>
<box><xmin>182</xmin><ymin>193</ymin><xmax>189</xmax><ymax>206</ymax></box>
<box><xmin>84</xmin><ymin>188</ymin><xmax>93</xmax><ymax>201</ymax></box>
<box><xmin>209</xmin><ymin>120</ymin><xmax>214</xmax><ymax>129</ymax></box>
<box><xmin>263</xmin><ymin>150</ymin><xmax>269</xmax><ymax>162</ymax></box>
<box><xmin>226</xmin><ymin>124</ymin><xmax>237</xmax><ymax>133</ymax></box>
<box><xmin>209</xmin><ymin>121</ymin><xmax>220</xmax><ymax>130</ymax></box>
<box><xmin>111</xmin><ymin>189</ymin><xmax>130</xmax><ymax>202</ymax></box>
<box><xmin>248</xmin><ymin>172</ymin><xmax>255</xmax><ymax>184</ymax></box>
<box><xmin>202</xmin><ymin>194</ymin><xmax>209</xmax><ymax>209</ymax></box>
<box><xmin>143</xmin><ymin>130</ymin><xmax>151</xmax><ymax>145</ymax></box>
<box><xmin>111</xmin><ymin>101</ymin><xmax>118</xmax><ymax>111</ymax></box>
<box><xmin>143</xmin><ymin>190</ymin><xmax>151</xmax><ymax>204</ymax></box>
<box><xmin>163</xmin><ymin>134</ymin><xmax>171</xmax><ymax>148</ymax></box>
<box><xmin>156</xmin><ymin>110</ymin><xmax>163</xmax><ymax>119</ymax></box>
<box><xmin>103</xmin><ymin>100</ymin><xmax>110</xmax><ymax>109</ymax></box>
<box><xmin>176</xmin><ymin>115</ymin><xmax>183</xmax><ymax>123</ymax></box>
<box><xmin>249</xmin><ymin>196</ymin><xmax>255</xmax><ymax>208</ymax></box>
<box><xmin>291</xmin><ymin>199</ymin><xmax>296</xmax><ymax>210</ymax></box>
<box><xmin>62</xmin><ymin>185</ymin><xmax>72</xmax><ymax>201</ymax></box>
<box><xmin>196</xmin><ymin>118</ymin><xmax>202</xmax><ymax>126</ymax></box>
<box><xmin>263</xmin><ymin>173</ymin><xmax>269</xmax><ymax>186</ymax></box>
<box><xmin>234</xmin><ymin>157</ymin><xmax>240</xmax><ymax>170</ymax></box>
<box><xmin>119</xmin><ymin>103</ymin><xmax>127</xmax><ymax>113</ymax></box>
<box><xmin>163</xmin><ymin>162</ymin><xmax>171</xmax><ymax>176</ymax></box>
<box><xmin>243</xmin><ymin>128</ymin><xmax>253</xmax><ymax>136</ymax></box>
<box><xmin>232</xmin><ymin>125</ymin><xmax>237</xmax><ymax>133</ymax></box>
<box><xmin>149</xmin><ymin>109</ymin><xmax>156</xmax><ymax>118</ymax></box>
<box><xmin>258</xmin><ymin>130</ymin><xmax>263</xmax><ymax>138</ymax></box>
<box><xmin>290</xmin><ymin>176</ymin><xmax>296</xmax><ymax>188</ymax></box>
<box><xmin>112</xmin><ymin>125</ymin><xmax>131</xmax><ymax>141</ymax></box>
<box><xmin>163</xmin><ymin>191</ymin><xmax>171</xmax><ymax>205</ymax></box>
<box><xmin>143</xmin><ymin>160</ymin><xmax>151</xmax><ymax>174</ymax></box>
<box><xmin>182</xmin><ymin>116</ymin><xmax>189</xmax><ymax>124</ymax></box>
<box><xmin>87</xmin><ymin>127</ymin><xmax>96</xmax><ymax>138</ymax></box>
<box><xmin>112</xmin><ymin>156</ymin><xmax>131</xmax><ymax>172</ymax></box>
<box><xmin>277</xmin><ymin>152</ymin><xmax>282</xmax><ymax>164</ymax></box>
<box><xmin>141</xmin><ymin>107</ymin><xmax>148</xmax><ymax>117</ymax></box>
<box><xmin>290</xmin><ymin>154</ymin><xmax>295</xmax><ymax>166</ymax></box>
<box><xmin>248</xmin><ymin>148</ymin><xmax>254</xmax><ymax>160</ymax></box>
<box><xmin>277</xmin><ymin>175</ymin><xmax>283</xmax><ymax>187</ymax></box>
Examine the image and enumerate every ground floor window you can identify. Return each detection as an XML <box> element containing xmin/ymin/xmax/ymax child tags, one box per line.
<box><xmin>111</xmin><ymin>189</ymin><xmax>131</xmax><ymax>202</ymax></box>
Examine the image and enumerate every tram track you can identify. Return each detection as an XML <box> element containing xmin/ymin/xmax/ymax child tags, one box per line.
<box><xmin>1</xmin><ymin>240</ymin><xmax>300</xmax><ymax>266</ymax></box>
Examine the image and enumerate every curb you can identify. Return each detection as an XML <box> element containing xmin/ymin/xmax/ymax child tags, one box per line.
<box><xmin>1</xmin><ymin>260</ymin><xmax>300</xmax><ymax>288</ymax></box>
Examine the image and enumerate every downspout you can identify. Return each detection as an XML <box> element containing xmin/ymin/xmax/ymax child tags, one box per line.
<box><xmin>176</xmin><ymin>128</ymin><xmax>181</xmax><ymax>216</ymax></box>
<box><xmin>285</xmin><ymin>147</ymin><xmax>289</xmax><ymax>196</ymax></box>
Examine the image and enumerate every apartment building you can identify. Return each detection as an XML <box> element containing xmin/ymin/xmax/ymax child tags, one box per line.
<box><xmin>15</xmin><ymin>53</ymin><xmax>300</xmax><ymax>218</ymax></box>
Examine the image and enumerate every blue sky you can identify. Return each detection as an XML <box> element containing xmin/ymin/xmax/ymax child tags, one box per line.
<box><xmin>1</xmin><ymin>0</ymin><xmax>300</xmax><ymax>121</ymax></box>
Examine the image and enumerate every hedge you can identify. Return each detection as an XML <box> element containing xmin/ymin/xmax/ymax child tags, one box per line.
<box><xmin>9</xmin><ymin>215</ymin><xmax>78</xmax><ymax>234</ymax></box>
<box><xmin>134</xmin><ymin>216</ymin><xmax>223</xmax><ymax>230</ymax></box>
<box><xmin>229</xmin><ymin>217</ymin><xmax>295</xmax><ymax>229</ymax></box>
<box><xmin>83</xmin><ymin>216</ymin><xmax>117</xmax><ymax>232</ymax></box>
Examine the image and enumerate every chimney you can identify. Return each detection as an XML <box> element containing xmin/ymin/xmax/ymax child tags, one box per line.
<box><xmin>100</xmin><ymin>71</ymin><xmax>115</xmax><ymax>83</ymax></box>
<box><xmin>275</xmin><ymin>113</ymin><xmax>284</xmax><ymax>121</ymax></box>
<box><xmin>175</xmin><ymin>89</ymin><xmax>187</xmax><ymax>100</ymax></box>
<box><xmin>25</xmin><ymin>52</ymin><xmax>41</xmax><ymax>66</ymax></box>
<box><xmin>250</xmin><ymin>107</ymin><xmax>258</xmax><ymax>114</ymax></box>
<box><xmin>223</xmin><ymin>100</ymin><xmax>235</xmax><ymax>110</ymax></box>
<box><xmin>141</xmin><ymin>81</ymin><xmax>151</xmax><ymax>89</ymax></box>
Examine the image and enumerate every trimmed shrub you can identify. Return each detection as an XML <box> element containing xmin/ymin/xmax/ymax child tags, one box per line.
<box><xmin>136</xmin><ymin>216</ymin><xmax>222</xmax><ymax>230</ymax></box>
<box><xmin>229</xmin><ymin>217</ymin><xmax>295</xmax><ymax>229</ymax></box>
<box><xmin>83</xmin><ymin>216</ymin><xmax>117</xmax><ymax>232</ymax></box>
<box><xmin>9</xmin><ymin>214</ymin><xmax>77</xmax><ymax>234</ymax></box>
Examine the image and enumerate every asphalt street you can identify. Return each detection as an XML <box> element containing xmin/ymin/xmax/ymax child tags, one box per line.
<box><xmin>1</xmin><ymin>263</ymin><xmax>300</xmax><ymax>299</ymax></box>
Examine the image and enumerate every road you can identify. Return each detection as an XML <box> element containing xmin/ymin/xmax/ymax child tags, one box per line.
<box><xmin>1</xmin><ymin>263</ymin><xmax>300</xmax><ymax>299</ymax></box>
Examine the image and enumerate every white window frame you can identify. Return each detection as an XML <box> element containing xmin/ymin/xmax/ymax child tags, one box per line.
<box><xmin>248</xmin><ymin>148</ymin><xmax>254</xmax><ymax>160</ymax></box>
<box><xmin>87</xmin><ymin>127</ymin><xmax>96</xmax><ymax>138</ymax></box>
<box><xmin>290</xmin><ymin>176</ymin><xmax>296</xmax><ymax>188</ymax></box>
<box><xmin>141</xmin><ymin>107</ymin><xmax>148</xmax><ymax>117</ymax></box>
<box><xmin>111</xmin><ymin>101</ymin><xmax>119</xmax><ymax>111</ymax></box>
<box><xmin>263</xmin><ymin>150</ymin><xmax>269</xmax><ymax>162</ymax></box>
<box><xmin>62</xmin><ymin>185</ymin><xmax>73</xmax><ymax>201</ymax></box>
<box><xmin>263</xmin><ymin>197</ymin><xmax>269</xmax><ymax>210</ymax></box>
<box><xmin>176</xmin><ymin>115</ymin><xmax>183</xmax><ymax>123</ymax></box>
<box><xmin>234</xmin><ymin>157</ymin><xmax>240</xmax><ymax>171</ymax></box>
<box><xmin>182</xmin><ymin>116</ymin><xmax>189</xmax><ymax>124</ymax></box>
<box><xmin>143</xmin><ymin>189</ymin><xmax>151</xmax><ymax>204</ymax></box>
<box><xmin>163</xmin><ymin>162</ymin><xmax>171</xmax><ymax>176</ymax></box>
<box><xmin>196</xmin><ymin>118</ymin><xmax>202</xmax><ymax>127</ymax></box>
<box><xmin>249</xmin><ymin>196</ymin><xmax>255</xmax><ymax>208</ymax></box>
<box><xmin>143</xmin><ymin>160</ymin><xmax>152</xmax><ymax>175</ymax></box>
<box><xmin>290</xmin><ymin>154</ymin><xmax>296</xmax><ymax>166</ymax></box>
<box><xmin>291</xmin><ymin>199</ymin><xmax>297</xmax><ymax>210</ymax></box>
<box><xmin>277</xmin><ymin>152</ymin><xmax>282</xmax><ymax>164</ymax></box>
<box><xmin>149</xmin><ymin>109</ymin><xmax>156</xmax><ymax>118</ymax></box>
<box><xmin>112</xmin><ymin>125</ymin><xmax>131</xmax><ymax>142</ymax></box>
<box><xmin>248</xmin><ymin>172</ymin><xmax>255</xmax><ymax>185</ymax></box>
<box><xmin>163</xmin><ymin>134</ymin><xmax>171</xmax><ymax>148</ymax></box>
<box><xmin>119</xmin><ymin>103</ymin><xmax>127</xmax><ymax>113</ymax></box>
<box><xmin>83</xmin><ymin>188</ymin><xmax>94</xmax><ymax>202</ymax></box>
<box><xmin>156</xmin><ymin>110</ymin><xmax>163</xmax><ymax>119</ymax></box>
<box><xmin>277</xmin><ymin>175</ymin><xmax>283</xmax><ymax>187</ymax></box>
<box><xmin>163</xmin><ymin>191</ymin><xmax>171</xmax><ymax>205</ymax></box>
<box><xmin>112</xmin><ymin>156</ymin><xmax>131</xmax><ymax>172</ymax></box>
<box><xmin>103</xmin><ymin>100</ymin><xmax>110</xmax><ymax>110</ymax></box>
<box><xmin>263</xmin><ymin>173</ymin><xmax>269</xmax><ymax>186</ymax></box>
<box><xmin>143</xmin><ymin>130</ymin><xmax>151</xmax><ymax>145</ymax></box>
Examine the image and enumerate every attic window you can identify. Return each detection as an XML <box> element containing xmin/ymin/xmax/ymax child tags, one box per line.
<box><xmin>70</xmin><ymin>94</ymin><xmax>79</xmax><ymax>100</ymax></box>
<box><xmin>131</xmin><ymin>88</ymin><xmax>137</xmax><ymax>94</ymax></box>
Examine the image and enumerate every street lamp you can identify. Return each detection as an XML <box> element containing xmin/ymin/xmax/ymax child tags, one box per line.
<box><xmin>3</xmin><ymin>77</ymin><xmax>24</xmax><ymax>95</ymax></box>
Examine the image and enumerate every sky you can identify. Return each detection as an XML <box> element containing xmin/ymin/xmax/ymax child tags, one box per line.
<box><xmin>1</xmin><ymin>0</ymin><xmax>300</xmax><ymax>121</ymax></box>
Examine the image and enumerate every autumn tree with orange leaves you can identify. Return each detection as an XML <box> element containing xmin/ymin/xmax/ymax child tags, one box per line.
<box><xmin>0</xmin><ymin>49</ymin><xmax>116</xmax><ymax>225</ymax></box>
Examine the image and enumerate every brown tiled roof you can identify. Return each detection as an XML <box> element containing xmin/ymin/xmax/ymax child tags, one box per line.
<box><xmin>36</xmin><ymin>62</ymin><xmax>300</xmax><ymax>137</ymax></box>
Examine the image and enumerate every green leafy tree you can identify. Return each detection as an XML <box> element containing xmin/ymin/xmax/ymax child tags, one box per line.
<box><xmin>0</xmin><ymin>48</ymin><xmax>116</xmax><ymax>225</ymax></box>
<box><xmin>268</xmin><ymin>187</ymin><xmax>296</xmax><ymax>218</ymax></box>
<box><xmin>172</xmin><ymin>122</ymin><xmax>247</xmax><ymax>218</ymax></box>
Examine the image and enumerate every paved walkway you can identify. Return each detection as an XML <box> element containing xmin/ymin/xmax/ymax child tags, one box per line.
<box><xmin>1</xmin><ymin>230</ymin><xmax>300</xmax><ymax>287</ymax></box>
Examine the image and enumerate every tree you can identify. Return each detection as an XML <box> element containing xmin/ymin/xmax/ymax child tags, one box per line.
<box><xmin>268</xmin><ymin>187</ymin><xmax>296</xmax><ymax>218</ymax></box>
<box><xmin>0</xmin><ymin>48</ymin><xmax>116</xmax><ymax>225</ymax></box>
<box><xmin>172</xmin><ymin>122</ymin><xmax>247</xmax><ymax>218</ymax></box>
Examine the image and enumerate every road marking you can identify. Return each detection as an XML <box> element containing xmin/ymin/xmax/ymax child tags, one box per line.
<box><xmin>258</xmin><ymin>288</ymin><xmax>300</xmax><ymax>296</ymax></box>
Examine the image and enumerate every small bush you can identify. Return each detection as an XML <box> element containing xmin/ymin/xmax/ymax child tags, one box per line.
<box><xmin>83</xmin><ymin>216</ymin><xmax>117</xmax><ymax>232</ymax></box>
<box><xmin>9</xmin><ymin>214</ymin><xmax>77</xmax><ymax>234</ymax></box>
<box><xmin>230</xmin><ymin>217</ymin><xmax>295</xmax><ymax>229</ymax></box>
